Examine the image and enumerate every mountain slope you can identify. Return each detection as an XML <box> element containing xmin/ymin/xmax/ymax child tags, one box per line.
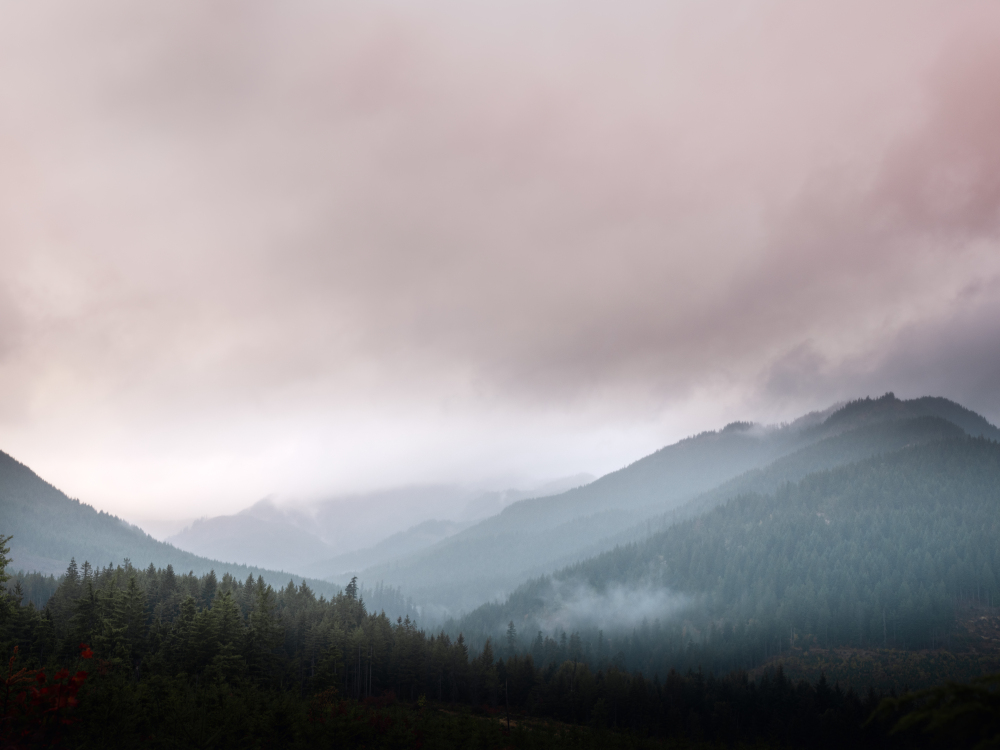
<box><xmin>0</xmin><ymin>449</ymin><xmax>341</xmax><ymax>594</ymax></box>
<box><xmin>298</xmin><ymin>519</ymin><xmax>467</xmax><ymax>579</ymax></box>
<box><xmin>818</xmin><ymin>394</ymin><xmax>1000</xmax><ymax>440</ymax></box>
<box><xmin>359</xmin><ymin>394</ymin><xmax>997</xmax><ymax>613</ymax></box>
<box><xmin>618</xmin><ymin>413</ymin><xmax>969</xmax><ymax>542</ymax></box>
<box><xmin>456</xmin><ymin>435</ymin><xmax>1000</xmax><ymax>672</ymax></box>
<box><xmin>167</xmin><ymin>511</ymin><xmax>335</xmax><ymax>574</ymax></box>
<box><xmin>478</xmin><ymin>414</ymin><xmax>969</xmax><ymax>587</ymax></box>
<box><xmin>166</xmin><ymin>476</ymin><xmax>594</xmax><ymax>575</ymax></box>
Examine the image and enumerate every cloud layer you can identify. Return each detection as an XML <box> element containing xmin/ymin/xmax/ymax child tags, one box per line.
<box><xmin>0</xmin><ymin>1</ymin><xmax>998</xmax><ymax>518</ymax></box>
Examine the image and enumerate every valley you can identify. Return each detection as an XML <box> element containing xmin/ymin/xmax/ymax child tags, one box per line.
<box><xmin>3</xmin><ymin>393</ymin><xmax>999</xmax><ymax>748</ymax></box>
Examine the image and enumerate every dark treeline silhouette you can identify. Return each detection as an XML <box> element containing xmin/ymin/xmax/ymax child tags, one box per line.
<box><xmin>4</xmin><ymin>569</ymin><xmax>58</xmax><ymax>609</ymax></box>
<box><xmin>0</xmin><ymin>534</ymin><xmax>984</xmax><ymax>748</ymax></box>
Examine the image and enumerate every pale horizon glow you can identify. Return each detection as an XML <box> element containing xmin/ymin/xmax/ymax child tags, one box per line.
<box><xmin>1</xmin><ymin>1</ymin><xmax>999</xmax><ymax>523</ymax></box>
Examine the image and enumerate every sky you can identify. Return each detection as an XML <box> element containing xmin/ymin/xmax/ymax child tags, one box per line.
<box><xmin>1</xmin><ymin>1</ymin><xmax>998</xmax><ymax>523</ymax></box>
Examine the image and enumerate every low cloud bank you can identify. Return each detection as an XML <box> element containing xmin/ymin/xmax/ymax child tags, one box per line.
<box><xmin>536</xmin><ymin>579</ymin><xmax>691</xmax><ymax>633</ymax></box>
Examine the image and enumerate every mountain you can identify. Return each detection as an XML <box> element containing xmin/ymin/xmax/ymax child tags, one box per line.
<box><xmin>298</xmin><ymin>519</ymin><xmax>466</xmax><ymax>579</ymax></box>
<box><xmin>0</xmin><ymin>449</ymin><xmax>341</xmax><ymax>594</ymax></box>
<box><xmin>357</xmin><ymin>394</ymin><xmax>1000</xmax><ymax>614</ymax></box>
<box><xmin>455</xmin><ymin>434</ymin><xmax>1000</xmax><ymax>678</ymax></box>
<box><xmin>165</xmin><ymin>508</ymin><xmax>335</xmax><ymax>574</ymax></box>
<box><xmin>604</xmin><ymin>412</ymin><xmax>970</xmax><ymax>547</ymax></box>
<box><xmin>166</xmin><ymin>476</ymin><xmax>594</xmax><ymax>577</ymax></box>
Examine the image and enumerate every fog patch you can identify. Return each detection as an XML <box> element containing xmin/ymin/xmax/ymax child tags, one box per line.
<box><xmin>537</xmin><ymin>579</ymin><xmax>690</xmax><ymax>633</ymax></box>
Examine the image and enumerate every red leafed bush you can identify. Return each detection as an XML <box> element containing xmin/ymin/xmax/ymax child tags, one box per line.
<box><xmin>1</xmin><ymin>645</ymin><xmax>89</xmax><ymax>748</ymax></box>
<box><xmin>364</xmin><ymin>691</ymin><xmax>397</xmax><ymax>709</ymax></box>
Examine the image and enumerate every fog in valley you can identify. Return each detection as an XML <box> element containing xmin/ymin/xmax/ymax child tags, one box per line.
<box><xmin>531</xmin><ymin>580</ymin><xmax>692</xmax><ymax>634</ymax></box>
<box><xmin>2</xmin><ymin>3</ymin><xmax>1000</xmax><ymax>746</ymax></box>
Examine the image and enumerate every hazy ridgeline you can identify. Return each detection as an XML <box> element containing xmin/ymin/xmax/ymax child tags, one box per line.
<box><xmin>454</xmin><ymin>436</ymin><xmax>1000</xmax><ymax>680</ymax></box>
<box><xmin>3</xmin><ymin>394</ymin><xmax>1000</xmax><ymax>746</ymax></box>
<box><xmin>4</xmin><ymin>393</ymin><xmax>997</xmax><ymax>624</ymax></box>
<box><xmin>6</xmin><ymin>398</ymin><xmax>1000</xmax><ymax>670</ymax></box>
<box><xmin>354</xmin><ymin>395</ymin><xmax>1000</xmax><ymax>615</ymax></box>
<box><xmin>0</xmin><ymin>448</ymin><xmax>353</xmax><ymax>597</ymax></box>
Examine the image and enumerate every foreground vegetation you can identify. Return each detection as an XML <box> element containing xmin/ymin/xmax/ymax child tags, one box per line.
<box><xmin>2</xmin><ymin>538</ymin><xmax>998</xmax><ymax>747</ymax></box>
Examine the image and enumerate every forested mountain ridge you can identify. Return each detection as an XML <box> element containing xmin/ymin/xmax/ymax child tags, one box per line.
<box><xmin>0</xmin><ymin>449</ymin><xmax>340</xmax><ymax>594</ymax></box>
<box><xmin>818</xmin><ymin>394</ymin><xmax>1000</xmax><ymax>440</ymax></box>
<box><xmin>617</xmin><ymin>413</ymin><xmax>968</xmax><ymax>542</ymax></box>
<box><xmin>442</xmin><ymin>393</ymin><xmax>997</xmax><ymax>540</ymax></box>
<box><xmin>471</xmin><ymin>414</ymin><xmax>969</xmax><ymax>588</ymax></box>
<box><xmin>359</xmin><ymin>395</ymin><xmax>998</xmax><ymax>614</ymax></box>
<box><xmin>456</xmin><ymin>435</ymin><xmax>1000</xmax><ymax>679</ymax></box>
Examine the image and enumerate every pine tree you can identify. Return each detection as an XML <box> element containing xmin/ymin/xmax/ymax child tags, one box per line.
<box><xmin>164</xmin><ymin>595</ymin><xmax>198</xmax><ymax>675</ymax></box>
<box><xmin>160</xmin><ymin>563</ymin><xmax>176</xmax><ymax>594</ymax></box>
<box><xmin>71</xmin><ymin>581</ymin><xmax>101</xmax><ymax>656</ymax></box>
<box><xmin>0</xmin><ymin>535</ymin><xmax>14</xmax><ymax>640</ymax></box>
<box><xmin>506</xmin><ymin>620</ymin><xmax>518</xmax><ymax>657</ymax></box>
<box><xmin>122</xmin><ymin>574</ymin><xmax>149</xmax><ymax>677</ymax></box>
<box><xmin>201</xmin><ymin>570</ymin><xmax>218</xmax><ymax>608</ymax></box>
<box><xmin>246</xmin><ymin>579</ymin><xmax>281</xmax><ymax>683</ymax></box>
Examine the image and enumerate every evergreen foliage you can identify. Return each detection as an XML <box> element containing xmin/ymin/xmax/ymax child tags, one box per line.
<box><xmin>0</xmin><ymin>544</ymin><xmax>959</xmax><ymax>748</ymax></box>
<box><xmin>360</xmin><ymin>396</ymin><xmax>999</xmax><ymax>612</ymax></box>
<box><xmin>457</xmin><ymin>437</ymin><xmax>1000</xmax><ymax>679</ymax></box>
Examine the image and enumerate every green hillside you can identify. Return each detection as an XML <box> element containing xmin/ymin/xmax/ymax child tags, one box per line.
<box><xmin>360</xmin><ymin>395</ymin><xmax>997</xmax><ymax>613</ymax></box>
<box><xmin>456</xmin><ymin>435</ymin><xmax>1000</xmax><ymax>680</ymax></box>
<box><xmin>625</xmin><ymin>413</ymin><xmax>968</xmax><ymax>541</ymax></box>
<box><xmin>0</xmin><ymin>449</ymin><xmax>340</xmax><ymax>595</ymax></box>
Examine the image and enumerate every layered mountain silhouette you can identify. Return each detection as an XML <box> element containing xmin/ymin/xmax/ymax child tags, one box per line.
<box><xmin>355</xmin><ymin>394</ymin><xmax>1000</xmax><ymax>613</ymax></box>
<box><xmin>4</xmin><ymin>393</ymin><xmax>997</xmax><ymax>627</ymax></box>
<box><xmin>455</xmin><ymin>430</ymin><xmax>1000</xmax><ymax>677</ymax></box>
<box><xmin>0</xmin><ymin>449</ymin><xmax>341</xmax><ymax>594</ymax></box>
<box><xmin>165</xmin><ymin>476</ymin><xmax>594</xmax><ymax>577</ymax></box>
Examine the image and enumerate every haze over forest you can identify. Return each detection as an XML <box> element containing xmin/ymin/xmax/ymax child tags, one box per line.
<box><xmin>1</xmin><ymin>3</ymin><xmax>1000</xmax><ymax>747</ymax></box>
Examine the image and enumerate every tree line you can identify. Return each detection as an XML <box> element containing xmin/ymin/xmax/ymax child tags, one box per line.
<box><xmin>2</xmin><ymin>533</ymin><xmax>990</xmax><ymax>748</ymax></box>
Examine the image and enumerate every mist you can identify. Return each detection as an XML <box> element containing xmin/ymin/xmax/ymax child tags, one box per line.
<box><xmin>534</xmin><ymin>578</ymin><xmax>692</xmax><ymax>634</ymax></box>
<box><xmin>3</xmin><ymin>4</ymin><xmax>1000</xmax><ymax>742</ymax></box>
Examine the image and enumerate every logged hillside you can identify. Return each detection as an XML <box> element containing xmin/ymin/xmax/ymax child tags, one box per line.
<box><xmin>361</xmin><ymin>395</ymin><xmax>998</xmax><ymax>613</ymax></box>
<box><xmin>457</xmin><ymin>436</ymin><xmax>1000</xmax><ymax>677</ymax></box>
<box><xmin>0</xmin><ymin>450</ymin><xmax>341</xmax><ymax>594</ymax></box>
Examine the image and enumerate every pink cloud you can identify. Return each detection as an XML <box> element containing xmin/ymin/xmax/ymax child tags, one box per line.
<box><xmin>0</xmin><ymin>0</ymin><xmax>997</xmax><ymax>512</ymax></box>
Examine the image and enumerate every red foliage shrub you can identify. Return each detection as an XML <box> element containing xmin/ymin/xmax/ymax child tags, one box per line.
<box><xmin>363</xmin><ymin>691</ymin><xmax>397</xmax><ymax>709</ymax></box>
<box><xmin>1</xmin><ymin>645</ymin><xmax>89</xmax><ymax>748</ymax></box>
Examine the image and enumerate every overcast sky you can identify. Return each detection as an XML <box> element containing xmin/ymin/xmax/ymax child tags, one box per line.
<box><xmin>1</xmin><ymin>1</ymin><xmax>998</xmax><ymax>522</ymax></box>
